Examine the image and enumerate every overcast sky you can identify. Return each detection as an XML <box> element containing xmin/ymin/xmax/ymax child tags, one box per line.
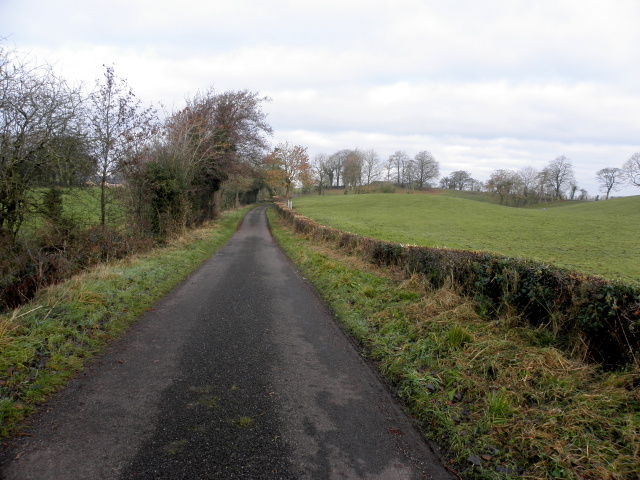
<box><xmin>2</xmin><ymin>0</ymin><xmax>639</xmax><ymax>196</ymax></box>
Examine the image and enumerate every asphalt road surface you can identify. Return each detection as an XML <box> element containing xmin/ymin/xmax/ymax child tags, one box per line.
<box><xmin>0</xmin><ymin>206</ymin><xmax>453</xmax><ymax>480</ymax></box>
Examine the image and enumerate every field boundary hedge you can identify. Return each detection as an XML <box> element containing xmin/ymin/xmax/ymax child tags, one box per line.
<box><xmin>273</xmin><ymin>201</ymin><xmax>640</xmax><ymax>369</ymax></box>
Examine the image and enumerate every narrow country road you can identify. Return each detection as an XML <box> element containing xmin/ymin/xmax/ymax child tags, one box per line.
<box><xmin>0</xmin><ymin>206</ymin><xmax>453</xmax><ymax>480</ymax></box>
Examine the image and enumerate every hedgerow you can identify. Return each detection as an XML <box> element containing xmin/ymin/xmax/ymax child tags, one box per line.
<box><xmin>274</xmin><ymin>202</ymin><xmax>640</xmax><ymax>369</ymax></box>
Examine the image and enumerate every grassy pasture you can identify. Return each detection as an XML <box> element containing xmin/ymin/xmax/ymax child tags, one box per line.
<box><xmin>292</xmin><ymin>193</ymin><xmax>640</xmax><ymax>283</ymax></box>
<box><xmin>21</xmin><ymin>187</ymin><xmax>127</xmax><ymax>235</ymax></box>
<box><xmin>59</xmin><ymin>186</ymin><xmax>126</xmax><ymax>227</ymax></box>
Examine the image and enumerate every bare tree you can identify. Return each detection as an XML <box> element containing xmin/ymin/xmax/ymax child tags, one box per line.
<box><xmin>324</xmin><ymin>156</ymin><xmax>335</xmax><ymax>188</ymax></box>
<box><xmin>535</xmin><ymin>169</ymin><xmax>553</xmax><ymax>200</ymax></box>
<box><xmin>622</xmin><ymin>152</ymin><xmax>640</xmax><ymax>188</ymax></box>
<box><xmin>311</xmin><ymin>153</ymin><xmax>330</xmax><ymax>195</ymax></box>
<box><xmin>88</xmin><ymin>66</ymin><xmax>157</xmax><ymax>227</ymax></box>
<box><xmin>596</xmin><ymin>167</ymin><xmax>624</xmax><ymax>199</ymax></box>
<box><xmin>343</xmin><ymin>149</ymin><xmax>364</xmax><ymax>189</ymax></box>
<box><xmin>568</xmin><ymin>182</ymin><xmax>579</xmax><ymax>200</ymax></box>
<box><xmin>203</xmin><ymin>89</ymin><xmax>273</xmax><ymax>168</ymax></box>
<box><xmin>518</xmin><ymin>166</ymin><xmax>539</xmax><ymax>202</ymax></box>
<box><xmin>385</xmin><ymin>156</ymin><xmax>394</xmax><ymax>183</ymax></box>
<box><xmin>469</xmin><ymin>179</ymin><xmax>484</xmax><ymax>192</ymax></box>
<box><xmin>0</xmin><ymin>45</ymin><xmax>83</xmax><ymax>237</ymax></box>
<box><xmin>412</xmin><ymin>151</ymin><xmax>439</xmax><ymax>189</ymax></box>
<box><xmin>403</xmin><ymin>158</ymin><xmax>416</xmax><ymax>191</ymax></box>
<box><xmin>388</xmin><ymin>150</ymin><xmax>411</xmax><ymax>187</ymax></box>
<box><xmin>328</xmin><ymin>149</ymin><xmax>350</xmax><ymax>187</ymax></box>
<box><xmin>542</xmin><ymin>155</ymin><xmax>575</xmax><ymax>199</ymax></box>
<box><xmin>486</xmin><ymin>169</ymin><xmax>522</xmax><ymax>205</ymax></box>
<box><xmin>361</xmin><ymin>149</ymin><xmax>380</xmax><ymax>185</ymax></box>
<box><xmin>443</xmin><ymin>170</ymin><xmax>473</xmax><ymax>190</ymax></box>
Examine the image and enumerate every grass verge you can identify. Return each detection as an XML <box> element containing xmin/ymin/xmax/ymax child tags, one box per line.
<box><xmin>268</xmin><ymin>207</ymin><xmax>640</xmax><ymax>480</ymax></box>
<box><xmin>0</xmin><ymin>207</ymin><xmax>250</xmax><ymax>438</ymax></box>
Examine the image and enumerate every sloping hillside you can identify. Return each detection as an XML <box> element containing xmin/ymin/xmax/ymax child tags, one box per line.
<box><xmin>293</xmin><ymin>194</ymin><xmax>640</xmax><ymax>282</ymax></box>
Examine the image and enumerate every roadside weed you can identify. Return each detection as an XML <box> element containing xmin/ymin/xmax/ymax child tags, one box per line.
<box><xmin>486</xmin><ymin>388</ymin><xmax>513</xmax><ymax>425</ymax></box>
<box><xmin>233</xmin><ymin>416</ymin><xmax>255</xmax><ymax>428</ymax></box>
<box><xmin>447</xmin><ymin>326</ymin><xmax>473</xmax><ymax>350</ymax></box>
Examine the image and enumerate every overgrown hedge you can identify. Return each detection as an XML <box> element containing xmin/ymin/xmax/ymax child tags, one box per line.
<box><xmin>273</xmin><ymin>202</ymin><xmax>640</xmax><ymax>369</ymax></box>
<box><xmin>0</xmin><ymin>227</ymin><xmax>152</xmax><ymax>312</ymax></box>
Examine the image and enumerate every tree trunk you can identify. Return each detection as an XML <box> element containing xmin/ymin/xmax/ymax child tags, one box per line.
<box><xmin>212</xmin><ymin>189</ymin><xmax>222</xmax><ymax>219</ymax></box>
<box><xmin>100</xmin><ymin>181</ymin><xmax>107</xmax><ymax>227</ymax></box>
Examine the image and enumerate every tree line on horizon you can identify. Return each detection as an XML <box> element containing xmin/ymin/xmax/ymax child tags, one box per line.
<box><xmin>303</xmin><ymin>148</ymin><xmax>640</xmax><ymax>205</ymax></box>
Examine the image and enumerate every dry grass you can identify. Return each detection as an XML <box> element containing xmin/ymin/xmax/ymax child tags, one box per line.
<box><xmin>374</xmin><ymin>285</ymin><xmax>640</xmax><ymax>479</ymax></box>
<box><xmin>0</xmin><ymin>315</ymin><xmax>18</xmax><ymax>347</ymax></box>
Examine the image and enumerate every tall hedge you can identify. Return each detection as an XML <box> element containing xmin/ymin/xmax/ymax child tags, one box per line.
<box><xmin>273</xmin><ymin>202</ymin><xmax>640</xmax><ymax>369</ymax></box>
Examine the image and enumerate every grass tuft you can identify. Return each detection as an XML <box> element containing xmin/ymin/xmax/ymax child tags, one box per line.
<box><xmin>447</xmin><ymin>326</ymin><xmax>473</xmax><ymax>350</ymax></box>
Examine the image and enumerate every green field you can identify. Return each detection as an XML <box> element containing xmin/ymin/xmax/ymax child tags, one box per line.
<box><xmin>292</xmin><ymin>193</ymin><xmax>640</xmax><ymax>283</ymax></box>
<box><xmin>20</xmin><ymin>186</ymin><xmax>127</xmax><ymax>236</ymax></box>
